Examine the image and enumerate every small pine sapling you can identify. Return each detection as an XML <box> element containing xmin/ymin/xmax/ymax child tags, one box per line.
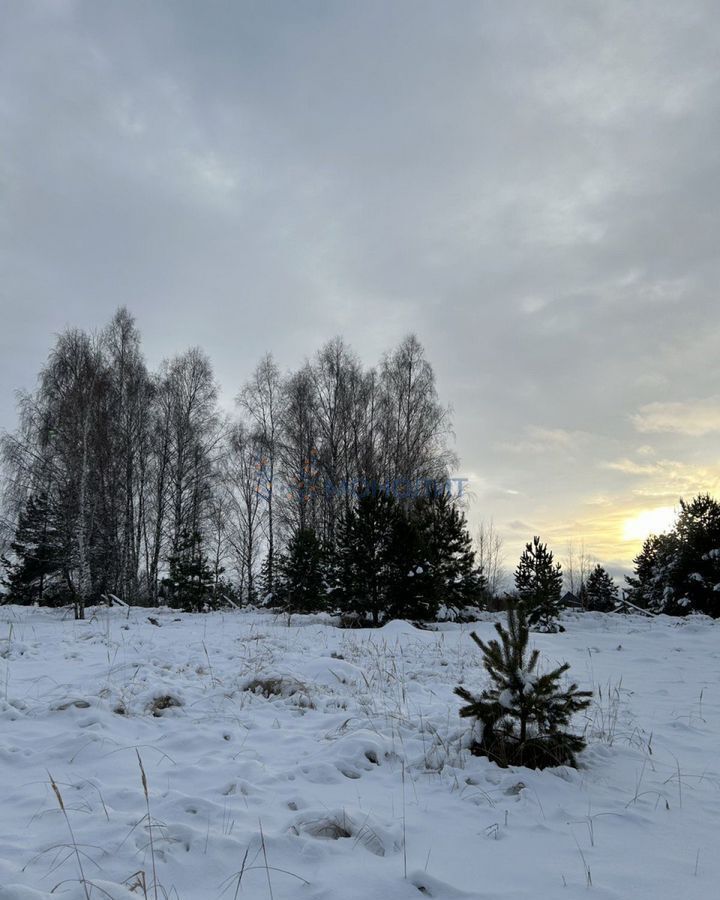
<box><xmin>455</xmin><ymin>605</ymin><xmax>592</xmax><ymax>769</ymax></box>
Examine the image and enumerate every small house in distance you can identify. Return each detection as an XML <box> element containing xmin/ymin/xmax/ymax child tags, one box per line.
<box><xmin>561</xmin><ymin>591</ymin><xmax>583</xmax><ymax>609</ymax></box>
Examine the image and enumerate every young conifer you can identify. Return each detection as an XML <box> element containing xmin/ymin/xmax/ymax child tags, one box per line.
<box><xmin>455</xmin><ymin>606</ymin><xmax>591</xmax><ymax>769</ymax></box>
<box><xmin>515</xmin><ymin>535</ymin><xmax>563</xmax><ymax>631</ymax></box>
<box><xmin>585</xmin><ymin>564</ymin><xmax>618</xmax><ymax>612</ymax></box>
<box><xmin>274</xmin><ymin>526</ymin><xmax>328</xmax><ymax>617</ymax></box>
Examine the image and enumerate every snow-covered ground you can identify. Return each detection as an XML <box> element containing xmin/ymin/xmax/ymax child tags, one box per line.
<box><xmin>0</xmin><ymin>606</ymin><xmax>718</xmax><ymax>900</ymax></box>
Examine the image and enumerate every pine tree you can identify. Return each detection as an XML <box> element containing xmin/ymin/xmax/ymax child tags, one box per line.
<box><xmin>334</xmin><ymin>492</ymin><xmax>399</xmax><ymax>625</ymax></box>
<box><xmin>585</xmin><ymin>564</ymin><xmax>618</xmax><ymax>612</ymax></box>
<box><xmin>515</xmin><ymin>536</ymin><xmax>563</xmax><ymax>631</ymax></box>
<box><xmin>388</xmin><ymin>489</ymin><xmax>485</xmax><ymax>621</ymax></box>
<box><xmin>259</xmin><ymin>550</ymin><xmax>275</xmax><ymax>605</ymax></box>
<box><xmin>625</xmin><ymin>533</ymin><xmax>676</xmax><ymax>611</ymax></box>
<box><xmin>1</xmin><ymin>493</ymin><xmax>65</xmax><ymax>605</ymax></box>
<box><xmin>455</xmin><ymin>606</ymin><xmax>592</xmax><ymax>769</ymax></box>
<box><xmin>275</xmin><ymin>527</ymin><xmax>327</xmax><ymax>617</ymax></box>
<box><xmin>385</xmin><ymin>506</ymin><xmax>438</xmax><ymax>622</ymax></box>
<box><xmin>672</xmin><ymin>495</ymin><xmax>720</xmax><ymax>616</ymax></box>
<box><xmin>626</xmin><ymin>495</ymin><xmax>720</xmax><ymax>616</ymax></box>
<box><xmin>164</xmin><ymin>530</ymin><xmax>216</xmax><ymax>612</ymax></box>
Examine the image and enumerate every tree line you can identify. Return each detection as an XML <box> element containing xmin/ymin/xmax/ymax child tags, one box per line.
<box><xmin>0</xmin><ymin>308</ymin><xmax>467</xmax><ymax>618</ymax></box>
<box><xmin>2</xmin><ymin>308</ymin><xmax>717</xmax><ymax>623</ymax></box>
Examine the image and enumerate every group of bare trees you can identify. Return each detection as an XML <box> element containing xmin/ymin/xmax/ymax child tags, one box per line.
<box><xmin>0</xmin><ymin>311</ymin><xmax>223</xmax><ymax>615</ymax></box>
<box><xmin>1</xmin><ymin>309</ymin><xmax>457</xmax><ymax>614</ymax></box>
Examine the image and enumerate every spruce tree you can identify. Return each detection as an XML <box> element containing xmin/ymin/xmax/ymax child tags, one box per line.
<box><xmin>1</xmin><ymin>493</ymin><xmax>65</xmax><ymax>605</ymax></box>
<box><xmin>626</xmin><ymin>533</ymin><xmax>676</xmax><ymax>611</ymax></box>
<box><xmin>515</xmin><ymin>536</ymin><xmax>563</xmax><ymax>631</ymax></box>
<box><xmin>388</xmin><ymin>489</ymin><xmax>485</xmax><ymax>621</ymax></box>
<box><xmin>164</xmin><ymin>530</ymin><xmax>215</xmax><ymax>612</ymax></box>
<box><xmin>385</xmin><ymin>506</ymin><xmax>438</xmax><ymax>622</ymax></box>
<box><xmin>455</xmin><ymin>606</ymin><xmax>592</xmax><ymax>769</ymax></box>
<box><xmin>626</xmin><ymin>495</ymin><xmax>720</xmax><ymax>616</ymax></box>
<box><xmin>585</xmin><ymin>564</ymin><xmax>618</xmax><ymax>612</ymax></box>
<box><xmin>671</xmin><ymin>494</ymin><xmax>720</xmax><ymax>616</ymax></box>
<box><xmin>335</xmin><ymin>492</ymin><xmax>399</xmax><ymax>625</ymax></box>
<box><xmin>275</xmin><ymin>527</ymin><xmax>327</xmax><ymax>617</ymax></box>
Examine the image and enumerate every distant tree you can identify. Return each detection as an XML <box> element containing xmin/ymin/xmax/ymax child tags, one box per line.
<box><xmin>335</xmin><ymin>492</ymin><xmax>400</xmax><ymax>625</ymax></box>
<box><xmin>584</xmin><ymin>564</ymin><xmax>618</xmax><ymax>612</ymax></box>
<box><xmin>455</xmin><ymin>606</ymin><xmax>591</xmax><ymax>769</ymax></box>
<box><xmin>101</xmin><ymin>309</ymin><xmax>154</xmax><ymax>604</ymax></box>
<box><xmin>625</xmin><ymin>533</ymin><xmax>676</xmax><ymax>611</ymax></box>
<box><xmin>671</xmin><ymin>495</ymin><xmax>720</xmax><ymax>616</ymax></box>
<box><xmin>278</xmin><ymin>365</ymin><xmax>321</xmax><ymax>535</ymax></box>
<box><xmin>515</xmin><ymin>536</ymin><xmax>563</xmax><ymax>631</ymax></box>
<box><xmin>377</xmin><ymin>334</ymin><xmax>457</xmax><ymax>488</ymax></box>
<box><xmin>309</xmin><ymin>338</ymin><xmax>365</xmax><ymax>547</ymax></box>
<box><xmin>564</xmin><ymin>539</ymin><xmax>590</xmax><ymax>601</ymax></box>
<box><xmin>1</xmin><ymin>493</ymin><xmax>66</xmax><ymax>605</ymax></box>
<box><xmin>161</xmin><ymin>348</ymin><xmax>222</xmax><ymax>568</ymax></box>
<box><xmin>334</xmin><ymin>487</ymin><xmax>484</xmax><ymax>624</ymax></box>
<box><xmin>164</xmin><ymin>529</ymin><xmax>216</xmax><ymax>612</ymax></box>
<box><xmin>476</xmin><ymin>520</ymin><xmax>505</xmax><ymax>600</ymax></box>
<box><xmin>275</xmin><ymin>527</ymin><xmax>328</xmax><ymax>617</ymax></box>
<box><xmin>238</xmin><ymin>354</ymin><xmax>281</xmax><ymax>595</ymax></box>
<box><xmin>223</xmin><ymin>423</ymin><xmax>265</xmax><ymax>604</ymax></box>
<box><xmin>39</xmin><ymin>328</ymin><xmax>106</xmax><ymax>619</ymax></box>
<box><xmin>389</xmin><ymin>489</ymin><xmax>485</xmax><ymax>620</ymax></box>
<box><xmin>626</xmin><ymin>495</ymin><xmax>720</xmax><ymax>616</ymax></box>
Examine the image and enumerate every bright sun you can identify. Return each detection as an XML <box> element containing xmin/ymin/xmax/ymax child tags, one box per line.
<box><xmin>622</xmin><ymin>506</ymin><xmax>676</xmax><ymax>543</ymax></box>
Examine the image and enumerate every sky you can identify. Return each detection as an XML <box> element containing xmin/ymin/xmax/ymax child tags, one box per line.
<box><xmin>1</xmin><ymin>0</ymin><xmax>719</xmax><ymax>579</ymax></box>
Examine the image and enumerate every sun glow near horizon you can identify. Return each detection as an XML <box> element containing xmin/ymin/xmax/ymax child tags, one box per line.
<box><xmin>622</xmin><ymin>506</ymin><xmax>677</xmax><ymax>543</ymax></box>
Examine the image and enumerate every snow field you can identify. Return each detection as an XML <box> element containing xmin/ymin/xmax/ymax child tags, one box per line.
<box><xmin>0</xmin><ymin>606</ymin><xmax>718</xmax><ymax>899</ymax></box>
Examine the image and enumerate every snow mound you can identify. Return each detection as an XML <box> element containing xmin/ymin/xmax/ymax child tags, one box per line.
<box><xmin>294</xmin><ymin>656</ymin><xmax>365</xmax><ymax>687</ymax></box>
<box><xmin>289</xmin><ymin>806</ymin><xmax>401</xmax><ymax>856</ymax></box>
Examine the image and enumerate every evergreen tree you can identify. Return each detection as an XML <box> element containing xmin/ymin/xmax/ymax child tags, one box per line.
<box><xmin>625</xmin><ymin>533</ymin><xmax>676</xmax><ymax>611</ymax></box>
<box><xmin>1</xmin><ymin>493</ymin><xmax>65</xmax><ymax>605</ymax></box>
<box><xmin>585</xmin><ymin>564</ymin><xmax>618</xmax><ymax>612</ymax></box>
<box><xmin>275</xmin><ymin>527</ymin><xmax>327</xmax><ymax>617</ymax></box>
<box><xmin>455</xmin><ymin>606</ymin><xmax>592</xmax><ymax>769</ymax></box>
<box><xmin>626</xmin><ymin>495</ymin><xmax>720</xmax><ymax>616</ymax></box>
<box><xmin>334</xmin><ymin>492</ymin><xmax>399</xmax><ymax>625</ymax></box>
<box><xmin>671</xmin><ymin>495</ymin><xmax>720</xmax><ymax>616</ymax></box>
<box><xmin>385</xmin><ymin>505</ymin><xmax>439</xmax><ymax>622</ymax></box>
<box><xmin>164</xmin><ymin>530</ymin><xmax>216</xmax><ymax>612</ymax></box>
<box><xmin>388</xmin><ymin>489</ymin><xmax>485</xmax><ymax>621</ymax></box>
<box><xmin>259</xmin><ymin>550</ymin><xmax>275</xmax><ymax>605</ymax></box>
<box><xmin>515</xmin><ymin>536</ymin><xmax>563</xmax><ymax>631</ymax></box>
<box><xmin>577</xmin><ymin>580</ymin><xmax>588</xmax><ymax>610</ymax></box>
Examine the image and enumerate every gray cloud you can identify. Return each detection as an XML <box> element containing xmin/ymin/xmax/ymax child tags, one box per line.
<box><xmin>633</xmin><ymin>398</ymin><xmax>720</xmax><ymax>435</ymax></box>
<box><xmin>1</xmin><ymin>0</ymin><xmax>719</xmax><ymax>568</ymax></box>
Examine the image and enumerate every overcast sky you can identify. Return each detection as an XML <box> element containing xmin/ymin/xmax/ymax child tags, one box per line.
<box><xmin>1</xmin><ymin>0</ymin><xmax>719</xmax><ymax>576</ymax></box>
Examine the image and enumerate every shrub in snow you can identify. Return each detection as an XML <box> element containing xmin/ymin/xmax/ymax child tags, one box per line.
<box><xmin>514</xmin><ymin>536</ymin><xmax>563</xmax><ymax>632</ymax></box>
<box><xmin>148</xmin><ymin>693</ymin><xmax>183</xmax><ymax>716</ymax></box>
<box><xmin>243</xmin><ymin>675</ymin><xmax>315</xmax><ymax>708</ymax></box>
<box><xmin>455</xmin><ymin>606</ymin><xmax>591</xmax><ymax>769</ymax></box>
